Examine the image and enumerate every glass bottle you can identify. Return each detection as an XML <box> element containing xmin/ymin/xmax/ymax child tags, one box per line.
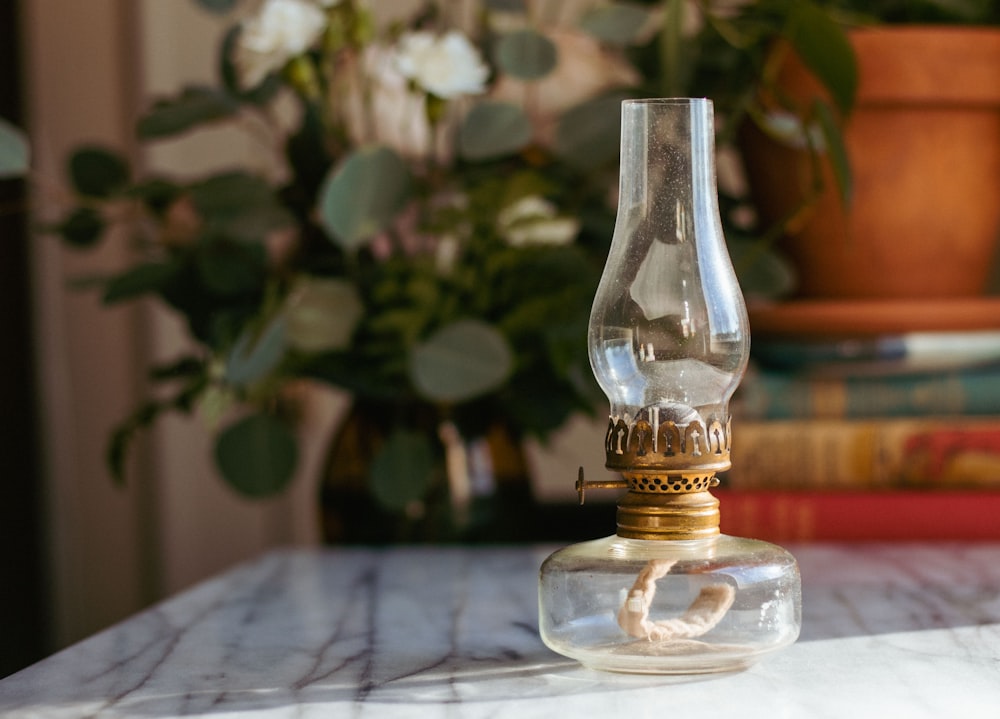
<box><xmin>538</xmin><ymin>99</ymin><xmax>801</xmax><ymax>674</ymax></box>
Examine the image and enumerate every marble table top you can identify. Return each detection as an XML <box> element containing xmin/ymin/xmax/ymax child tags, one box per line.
<box><xmin>3</xmin><ymin>543</ymin><xmax>1000</xmax><ymax>718</ymax></box>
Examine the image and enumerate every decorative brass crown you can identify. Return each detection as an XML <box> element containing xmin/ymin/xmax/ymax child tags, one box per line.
<box><xmin>577</xmin><ymin>412</ymin><xmax>733</xmax><ymax>540</ymax></box>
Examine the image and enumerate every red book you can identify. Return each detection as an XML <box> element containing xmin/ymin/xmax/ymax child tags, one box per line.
<box><xmin>715</xmin><ymin>490</ymin><xmax>1000</xmax><ymax>542</ymax></box>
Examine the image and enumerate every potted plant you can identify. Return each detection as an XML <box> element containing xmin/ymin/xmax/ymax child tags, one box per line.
<box><xmin>737</xmin><ymin>1</ymin><xmax>1000</xmax><ymax>303</ymax></box>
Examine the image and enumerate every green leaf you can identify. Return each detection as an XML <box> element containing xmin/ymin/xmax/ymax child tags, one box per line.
<box><xmin>369</xmin><ymin>430</ymin><xmax>434</xmax><ymax>512</ymax></box>
<box><xmin>195</xmin><ymin>237</ymin><xmax>267</xmax><ymax>296</ymax></box>
<box><xmin>189</xmin><ymin>171</ymin><xmax>293</xmax><ymax>241</ymax></box>
<box><xmin>727</xmin><ymin>236</ymin><xmax>797</xmax><ymax>300</ymax></box>
<box><xmin>553</xmin><ymin>91</ymin><xmax>630</xmax><ymax>171</ymax></box>
<box><xmin>285</xmin><ymin>277</ymin><xmax>363</xmax><ymax>353</ymax></box>
<box><xmin>103</xmin><ymin>262</ymin><xmax>178</xmax><ymax>303</ymax></box>
<box><xmin>484</xmin><ymin>0</ymin><xmax>525</xmax><ymax>10</ymax></box>
<box><xmin>458</xmin><ymin>102</ymin><xmax>533</xmax><ymax>161</ymax></box>
<box><xmin>813</xmin><ymin>98</ymin><xmax>852</xmax><ymax>207</ymax></box>
<box><xmin>494</xmin><ymin>29</ymin><xmax>557</xmax><ymax>80</ymax></box>
<box><xmin>225</xmin><ymin>313</ymin><xmax>288</xmax><ymax>386</ymax></box>
<box><xmin>579</xmin><ymin>4</ymin><xmax>650</xmax><ymax>45</ymax></box>
<box><xmin>126</xmin><ymin>177</ymin><xmax>182</xmax><ymax>216</ymax></box>
<box><xmin>409</xmin><ymin>320</ymin><xmax>513</xmax><ymax>403</ymax></box>
<box><xmin>786</xmin><ymin>2</ymin><xmax>857</xmax><ymax>114</ymax></box>
<box><xmin>195</xmin><ymin>0</ymin><xmax>238</xmax><ymax>13</ymax></box>
<box><xmin>56</xmin><ymin>207</ymin><xmax>105</xmax><ymax>248</ymax></box>
<box><xmin>318</xmin><ymin>145</ymin><xmax>411</xmax><ymax>250</ymax></box>
<box><xmin>214</xmin><ymin>413</ymin><xmax>298</xmax><ymax>497</ymax></box>
<box><xmin>137</xmin><ymin>86</ymin><xmax>241</xmax><ymax>139</ymax></box>
<box><xmin>68</xmin><ymin>146</ymin><xmax>130</xmax><ymax>198</ymax></box>
<box><xmin>0</xmin><ymin>117</ymin><xmax>29</xmax><ymax>178</ymax></box>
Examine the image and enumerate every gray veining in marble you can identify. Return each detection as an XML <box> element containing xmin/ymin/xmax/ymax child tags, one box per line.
<box><xmin>3</xmin><ymin>544</ymin><xmax>1000</xmax><ymax>718</ymax></box>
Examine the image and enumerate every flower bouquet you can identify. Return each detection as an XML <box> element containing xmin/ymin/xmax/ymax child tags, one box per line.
<box><xmin>19</xmin><ymin>0</ymin><xmax>858</xmax><ymax>537</ymax></box>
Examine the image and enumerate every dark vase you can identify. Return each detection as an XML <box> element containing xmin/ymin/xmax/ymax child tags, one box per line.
<box><xmin>318</xmin><ymin>399</ymin><xmax>540</xmax><ymax>544</ymax></box>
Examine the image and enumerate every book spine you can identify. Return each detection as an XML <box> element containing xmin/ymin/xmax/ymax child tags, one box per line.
<box><xmin>737</xmin><ymin>366</ymin><xmax>1000</xmax><ymax>419</ymax></box>
<box><xmin>715</xmin><ymin>490</ymin><xmax>1000</xmax><ymax>542</ymax></box>
<box><xmin>726</xmin><ymin>418</ymin><xmax>1000</xmax><ymax>491</ymax></box>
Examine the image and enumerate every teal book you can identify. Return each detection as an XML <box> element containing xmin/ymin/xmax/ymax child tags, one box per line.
<box><xmin>737</xmin><ymin>365</ymin><xmax>1000</xmax><ymax>420</ymax></box>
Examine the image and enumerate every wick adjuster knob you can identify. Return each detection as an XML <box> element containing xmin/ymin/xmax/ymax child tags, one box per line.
<box><xmin>576</xmin><ymin>467</ymin><xmax>629</xmax><ymax>505</ymax></box>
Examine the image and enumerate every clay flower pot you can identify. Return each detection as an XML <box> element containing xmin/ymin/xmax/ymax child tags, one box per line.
<box><xmin>741</xmin><ymin>27</ymin><xmax>1000</xmax><ymax>300</ymax></box>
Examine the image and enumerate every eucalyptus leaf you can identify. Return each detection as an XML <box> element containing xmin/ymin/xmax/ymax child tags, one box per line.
<box><xmin>409</xmin><ymin>320</ymin><xmax>513</xmax><ymax>403</ymax></box>
<box><xmin>494</xmin><ymin>29</ymin><xmax>557</xmax><ymax>80</ymax></box>
<box><xmin>126</xmin><ymin>177</ymin><xmax>182</xmax><ymax>217</ymax></box>
<box><xmin>483</xmin><ymin>0</ymin><xmax>525</xmax><ymax>10</ymax></box>
<box><xmin>137</xmin><ymin>86</ymin><xmax>241</xmax><ymax>139</ymax></box>
<box><xmin>196</xmin><ymin>0</ymin><xmax>239</xmax><ymax>13</ymax></box>
<box><xmin>813</xmin><ymin>98</ymin><xmax>852</xmax><ymax>206</ymax></box>
<box><xmin>458</xmin><ymin>102</ymin><xmax>533</xmax><ymax>161</ymax></box>
<box><xmin>786</xmin><ymin>2</ymin><xmax>857</xmax><ymax>114</ymax></box>
<box><xmin>189</xmin><ymin>171</ymin><xmax>293</xmax><ymax>240</ymax></box>
<box><xmin>0</xmin><ymin>117</ymin><xmax>29</xmax><ymax>179</ymax></box>
<box><xmin>56</xmin><ymin>207</ymin><xmax>105</xmax><ymax>249</ymax></box>
<box><xmin>103</xmin><ymin>262</ymin><xmax>178</xmax><ymax>304</ymax></box>
<box><xmin>68</xmin><ymin>146</ymin><xmax>130</xmax><ymax>198</ymax></box>
<box><xmin>728</xmin><ymin>237</ymin><xmax>797</xmax><ymax>300</ymax></box>
<box><xmin>318</xmin><ymin>145</ymin><xmax>411</xmax><ymax>250</ymax></box>
<box><xmin>225</xmin><ymin>313</ymin><xmax>288</xmax><ymax>386</ymax></box>
<box><xmin>369</xmin><ymin>430</ymin><xmax>434</xmax><ymax>511</ymax></box>
<box><xmin>285</xmin><ymin>277</ymin><xmax>364</xmax><ymax>352</ymax></box>
<box><xmin>214</xmin><ymin>413</ymin><xmax>298</xmax><ymax>497</ymax></box>
<box><xmin>579</xmin><ymin>4</ymin><xmax>650</xmax><ymax>45</ymax></box>
<box><xmin>195</xmin><ymin>237</ymin><xmax>267</xmax><ymax>296</ymax></box>
<box><xmin>553</xmin><ymin>92</ymin><xmax>630</xmax><ymax>171</ymax></box>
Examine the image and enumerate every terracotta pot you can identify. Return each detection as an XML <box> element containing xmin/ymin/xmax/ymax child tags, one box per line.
<box><xmin>740</xmin><ymin>27</ymin><xmax>1000</xmax><ymax>299</ymax></box>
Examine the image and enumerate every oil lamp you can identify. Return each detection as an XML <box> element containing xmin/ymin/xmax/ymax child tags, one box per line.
<box><xmin>538</xmin><ymin>98</ymin><xmax>801</xmax><ymax>674</ymax></box>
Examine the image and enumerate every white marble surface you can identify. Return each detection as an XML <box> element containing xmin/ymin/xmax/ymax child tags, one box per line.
<box><xmin>3</xmin><ymin>543</ymin><xmax>1000</xmax><ymax>718</ymax></box>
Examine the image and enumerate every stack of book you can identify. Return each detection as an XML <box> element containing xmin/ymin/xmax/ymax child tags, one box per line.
<box><xmin>720</xmin><ymin>327</ymin><xmax>1000</xmax><ymax>541</ymax></box>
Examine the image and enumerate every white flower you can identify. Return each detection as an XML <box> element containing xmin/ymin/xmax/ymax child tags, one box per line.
<box><xmin>342</xmin><ymin>43</ymin><xmax>436</xmax><ymax>160</ymax></box>
<box><xmin>497</xmin><ymin>196</ymin><xmax>580</xmax><ymax>247</ymax></box>
<box><xmin>393</xmin><ymin>31</ymin><xmax>489</xmax><ymax>99</ymax></box>
<box><xmin>234</xmin><ymin>0</ymin><xmax>328</xmax><ymax>89</ymax></box>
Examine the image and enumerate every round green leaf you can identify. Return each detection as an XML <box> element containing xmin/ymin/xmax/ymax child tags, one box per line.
<box><xmin>189</xmin><ymin>171</ymin><xmax>293</xmax><ymax>241</ymax></box>
<box><xmin>0</xmin><ymin>117</ymin><xmax>29</xmax><ymax>179</ymax></box>
<box><xmin>103</xmin><ymin>262</ymin><xmax>178</xmax><ymax>304</ymax></box>
<box><xmin>459</xmin><ymin>102</ymin><xmax>533</xmax><ymax>161</ymax></box>
<box><xmin>369</xmin><ymin>430</ymin><xmax>434</xmax><ymax>512</ymax></box>
<box><xmin>579</xmin><ymin>4</ymin><xmax>650</xmax><ymax>45</ymax></box>
<box><xmin>409</xmin><ymin>320</ymin><xmax>513</xmax><ymax>403</ymax></box>
<box><xmin>494</xmin><ymin>29</ymin><xmax>557</xmax><ymax>81</ymax></box>
<box><xmin>68</xmin><ymin>146</ymin><xmax>130</xmax><ymax>198</ymax></box>
<box><xmin>137</xmin><ymin>86</ymin><xmax>240</xmax><ymax>139</ymax></box>
<box><xmin>215</xmin><ymin>413</ymin><xmax>298</xmax><ymax>498</ymax></box>
<box><xmin>195</xmin><ymin>238</ymin><xmax>267</xmax><ymax>296</ymax></box>
<box><xmin>553</xmin><ymin>91</ymin><xmax>630</xmax><ymax>171</ymax></box>
<box><xmin>57</xmin><ymin>207</ymin><xmax>105</xmax><ymax>248</ymax></box>
<box><xmin>225</xmin><ymin>314</ymin><xmax>288</xmax><ymax>386</ymax></box>
<box><xmin>319</xmin><ymin>145</ymin><xmax>411</xmax><ymax>250</ymax></box>
<box><xmin>196</xmin><ymin>0</ymin><xmax>238</xmax><ymax>13</ymax></box>
<box><xmin>728</xmin><ymin>237</ymin><xmax>797</xmax><ymax>300</ymax></box>
<box><xmin>285</xmin><ymin>277</ymin><xmax>363</xmax><ymax>353</ymax></box>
